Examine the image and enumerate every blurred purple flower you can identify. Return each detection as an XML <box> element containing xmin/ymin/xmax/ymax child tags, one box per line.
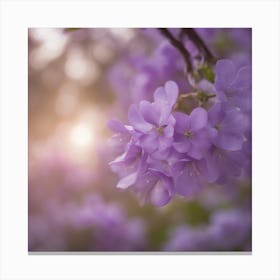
<box><xmin>164</xmin><ymin>225</ymin><xmax>211</xmax><ymax>251</ymax></box>
<box><xmin>164</xmin><ymin>208</ymin><xmax>251</xmax><ymax>251</ymax></box>
<box><xmin>73</xmin><ymin>195</ymin><xmax>146</xmax><ymax>251</ymax></box>
<box><xmin>208</xmin><ymin>209</ymin><xmax>251</xmax><ymax>250</ymax></box>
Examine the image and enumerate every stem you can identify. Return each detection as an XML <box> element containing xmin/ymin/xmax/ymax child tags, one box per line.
<box><xmin>179</xmin><ymin>92</ymin><xmax>216</xmax><ymax>99</ymax></box>
<box><xmin>183</xmin><ymin>28</ymin><xmax>216</xmax><ymax>63</ymax></box>
<box><xmin>158</xmin><ymin>28</ymin><xmax>193</xmax><ymax>72</ymax></box>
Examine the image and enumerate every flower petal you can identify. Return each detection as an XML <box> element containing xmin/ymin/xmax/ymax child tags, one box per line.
<box><xmin>174</xmin><ymin>162</ymin><xmax>203</xmax><ymax>197</ymax></box>
<box><xmin>189</xmin><ymin>107</ymin><xmax>208</xmax><ymax>131</ymax></box>
<box><xmin>164</xmin><ymin>80</ymin><xmax>179</xmax><ymax>106</ymax></box>
<box><xmin>128</xmin><ymin>104</ymin><xmax>153</xmax><ymax>133</ymax></box>
<box><xmin>197</xmin><ymin>151</ymin><xmax>220</xmax><ymax>183</ymax></box>
<box><xmin>139</xmin><ymin>100</ymin><xmax>160</xmax><ymax>126</ymax></box>
<box><xmin>214</xmin><ymin>59</ymin><xmax>236</xmax><ymax>91</ymax></box>
<box><xmin>139</xmin><ymin>133</ymin><xmax>158</xmax><ymax>153</ymax></box>
<box><xmin>116</xmin><ymin>172</ymin><xmax>138</xmax><ymax>189</ymax></box>
<box><xmin>231</xmin><ymin>66</ymin><xmax>251</xmax><ymax>90</ymax></box>
<box><xmin>208</xmin><ymin>103</ymin><xmax>223</xmax><ymax>126</ymax></box>
<box><xmin>222</xmin><ymin>107</ymin><xmax>248</xmax><ymax>133</ymax></box>
<box><xmin>107</xmin><ymin>119</ymin><xmax>128</xmax><ymax>133</ymax></box>
<box><xmin>173</xmin><ymin>112</ymin><xmax>190</xmax><ymax>134</ymax></box>
<box><xmin>188</xmin><ymin>130</ymin><xmax>211</xmax><ymax>159</ymax></box>
<box><xmin>153</xmin><ymin>81</ymin><xmax>178</xmax><ymax>126</ymax></box>
<box><xmin>215</xmin><ymin>131</ymin><xmax>245</xmax><ymax>151</ymax></box>
<box><xmin>149</xmin><ymin>179</ymin><xmax>172</xmax><ymax>207</ymax></box>
<box><xmin>158</xmin><ymin>136</ymin><xmax>173</xmax><ymax>151</ymax></box>
<box><xmin>173</xmin><ymin>140</ymin><xmax>191</xmax><ymax>153</ymax></box>
<box><xmin>153</xmin><ymin>86</ymin><xmax>166</xmax><ymax>105</ymax></box>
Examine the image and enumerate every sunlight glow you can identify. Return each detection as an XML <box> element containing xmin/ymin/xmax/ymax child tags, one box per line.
<box><xmin>70</xmin><ymin>123</ymin><xmax>95</xmax><ymax>150</ymax></box>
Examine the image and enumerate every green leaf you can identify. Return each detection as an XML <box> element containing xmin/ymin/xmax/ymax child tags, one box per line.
<box><xmin>198</xmin><ymin>64</ymin><xmax>215</xmax><ymax>83</ymax></box>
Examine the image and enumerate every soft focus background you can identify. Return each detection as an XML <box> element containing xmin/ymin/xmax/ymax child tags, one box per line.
<box><xmin>28</xmin><ymin>28</ymin><xmax>251</xmax><ymax>251</ymax></box>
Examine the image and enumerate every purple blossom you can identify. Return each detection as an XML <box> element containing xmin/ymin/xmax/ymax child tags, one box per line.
<box><xmin>29</xmin><ymin>28</ymin><xmax>252</xmax><ymax>253</ymax></box>
<box><xmin>128</xmin><ymin>80</ymin><xmax>178</xmax><ymax>156</ymax></box>
<box><xmin>108</xmin><ymin>41</ymin><xmax>190</xmax><ymax>106</ymax></box>
<box><xmin>171</xmin><ymin>158</ymin><xmax>212</xmax><ymax>197</ymax></box>
<box><xmin>214</xmin><ymin>59</ymin><xmax>251</xmax><ymax>112</ymax></box>
<box><xmin>107</xmin><ymin>31</ymin><xmax>251</xmax><ymax>208</ymax></box>
<box><xmin>70</xmin><ymin>195</ymin><xmax>146</xmax><ymax>251</ymax></box>
<box><xmin>134</xmin><ymin>169</ymin><xmax>174</xmax><ymax>207</ymax></box>
<box><xmin>30</xmin><ymin>191</ymin><xmax>147</xmax><ymax>251</ymax></box>
<box><xmin>201</xmin><ymin>147</ymin><xmax>247</xmax><ymax>185</ymax></box>
<box><xmin>164</xmin><ymin>225</ymin><xmax>211</xmax><ymax>251</ymax></box>
<box><xmin>164</xmin><ymin>208</ymin><xmax>251</xmax><ymax>251</ymax></box>
<box><xmin>208</xmin><ymin>209</ymin><xmax>251</xmax><ymax>250</ymax></box>
<box><xmin>173</xmin><ymin>107</ymin><xmax>211</xmax><ymax>159</ymax></box>
<box><xmin>208</xmin><ymin>102</ymin><xmax>248</xmax><ymax>151</ymax></box>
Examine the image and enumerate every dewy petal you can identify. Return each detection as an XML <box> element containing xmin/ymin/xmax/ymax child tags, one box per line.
<box><xmin>116</xmin><ymin>172</ymin><xmax>138</xmax><ymax>189</ymax></box>
<box><xmin>110</xmin><ymin>144</ymin><xmax>141</xmax><ymax>165</ymax></box>
<box><xmin>189</xmin><ymin>107</ymin><xmax>208</xmax><ymax>131</ymax></box>
<box><xmin>174</xmin><ymin>162</ymin><xmax>203</xmax><ymax>197</ymax></box>
<box><xmin>139</xmin><ymin>100</ymin><xmax>160</xmax><ymax>126</ymax></box>
<box><xmin>149</xmin><ymin>179</ymin><xmax>172</xmax><ymax>207</ymax></box>
<box><xmin>164</xmin><ymin>80</ymin><xmax>179</xmax><ymax>107</ymax></box>
<box><xmin>151</xmin><ymin>147</ymin><xmax>172</xmax><ymax>161</ymax></box>
<box><xmin>214</xmin><ymin>59</ymin><xmax>236</xmax><ymax>91</ymax></box>
<box><xmin>128</xmin><ymin>104</ymin><xmax>153</xmax><ymax>133</ymax></box>
<box><xmin>109</xmin><ymin>144</ymin><xmax>141</xmax><ymax>175</ymax></box>
<box><xmin>173</xmin><ymin>112</ymin><xmax>190</xmax><ymax>134</ymax></box>
<box><xmin>215</xmin><ymin>131</ymin><xmax>244</xmax><ymax>151</ymax></box>
<box><xmin>134</xmin><ymin>170</ymin><xmax>158</xmax><ymax>198</ymax></box>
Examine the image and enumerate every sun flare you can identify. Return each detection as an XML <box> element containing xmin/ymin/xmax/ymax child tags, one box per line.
<box><xmin>70</xmin><ymin>123</ymin><xmax>95</xmax><ymax>149</ymax></box>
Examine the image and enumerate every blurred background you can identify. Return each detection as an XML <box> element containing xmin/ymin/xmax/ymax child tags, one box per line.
<box><xmin>28</xmin><ymin>28</ymin><xmax>251</xmax><ymax>252</ymax></box>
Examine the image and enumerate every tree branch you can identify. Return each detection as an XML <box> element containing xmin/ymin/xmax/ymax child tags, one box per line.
<box><xmin>158</xmin><ymin>28</ymin><xmax>193</xmax><ymax>72</ymax></box>
<box><xmin>183</xmin><ymin>28</ymin><xmax>216</xmax><ymax>63</ymax></box>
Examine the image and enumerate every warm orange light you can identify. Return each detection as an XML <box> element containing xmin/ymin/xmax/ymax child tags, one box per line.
<box><xmin>69</xmin><ymin>123</ymin><xmax>95</xmax><ymax>149</ymax></box>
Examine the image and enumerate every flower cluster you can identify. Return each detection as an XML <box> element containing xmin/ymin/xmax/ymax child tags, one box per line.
<box><xmin>164</xmin><ymin>208</ymin><xmax>251</xmax><ymax>251</ymax></box>
<box><xmin>28</xmin><ymin>152</ymin><xmax>146</xmax><ymax>251</ymax></box>
<box><xmin>109</xmin><ymin>58</ymin><xmax>251</xmax><ymax>207</ymax></box>
<box><xmin>28</xmin><ymin>28</ymin><xmax>252</xmax><ymax>252</ymax></box>
<box><xmin>29</xmin><ymin>193</ymin><xmax>146</xmax><ymax>251</ymax></box>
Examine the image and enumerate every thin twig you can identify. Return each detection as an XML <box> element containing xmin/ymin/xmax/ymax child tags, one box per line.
<box><xmin>183</xmin><ymin>28</ymin><xmax>216</xmax><ymax>63</ymax></box>
<box><xmin>158</xmin><ymin>28</ymin><xmax>193</xmax><ymax>72</ymax></box>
